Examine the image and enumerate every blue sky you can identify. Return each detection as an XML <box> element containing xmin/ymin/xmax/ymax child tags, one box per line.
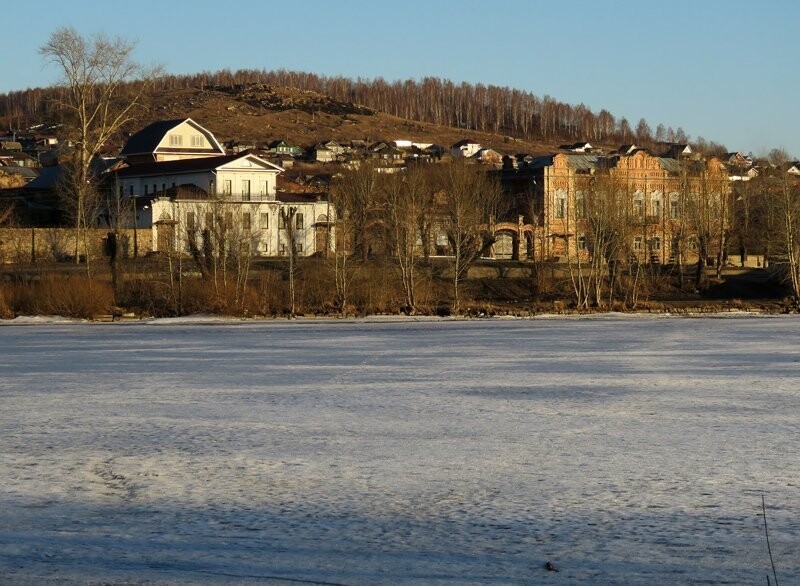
<box><xmin>3</xmin><ymin>0</ymin><xmax>798</xmax><ymax>157</ymax></box>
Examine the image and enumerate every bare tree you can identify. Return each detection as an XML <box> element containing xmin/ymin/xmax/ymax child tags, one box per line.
<box><xmin>327</xmin><ymin>192</ymin><xmax>356</xmax><ymax>314</ymax></box>
<box><xmin>581</xmin><ymin>173</ymin><xmax>631</xmax><ymax>307</ymax></box>
<box><xmin>40</xmin><ymin>27</ymin><xmax>160</xmax><ymax>272</ymax></box>
<box><xmin>682</xmin><ymin>160</ymin><xmax>729</xmax><ymax>288</ymax></box>
<box><xmin>777</xmin><ymin>176</ymin><xmax>800</xmax><ymax>301</ymax></box>
<box><xmin>762</xmin><ymin>171</ymin><xmax>800</xmax><ymax>302</ymax></box>
<box><xmin>280</xmin><ymin>206</ymin><xmax>300</xmax><ymax>316</ymax></box>
<box><xmin>183</xmin><ymin>202</ymin><xmax>257</xmax><ymax>312</ymax></box>
<box><xmin>435</xmin><ymin>162</ymin><xmax>501</xmax><ymax>313</ymax></box>
<box><xmin>329</xmin><ymin>162</ymin><xmax>383</xmax><ymax>313</ymax></box>
<box><xmin>331</xmin><ymin>161</ymin><xmax>381</xmax><ymax>261</ymax></box>
<box><xmin>382</xmin><ymin>165</ymin><xmax>432</xmax><ymax>314</ymax></box>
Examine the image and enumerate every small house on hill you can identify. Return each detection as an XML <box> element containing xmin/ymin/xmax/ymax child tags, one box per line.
<box><xmin>451</xmin><ymin>139</ymin><xmax>482</xmax><ymax>158</ymax></box>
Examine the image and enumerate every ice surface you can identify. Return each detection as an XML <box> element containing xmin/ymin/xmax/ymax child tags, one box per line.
<box><xmin>1</xmin><ymin>315</ymin><xmax>799</xmax><ymax>584</ymax></box>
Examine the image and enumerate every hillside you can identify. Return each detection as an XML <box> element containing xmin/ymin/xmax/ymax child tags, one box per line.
<box><xmin>2</xmin><ymin>68</ymin><xmax>730</xmax><ymax>156</ymax></box>
<box><xmin>134</xmin><ymin>84</ymin><xmax>563</xmax><ymax>156</ymax></box>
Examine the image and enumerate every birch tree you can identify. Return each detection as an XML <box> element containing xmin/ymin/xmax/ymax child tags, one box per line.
<box><xmin>383</xmin><ymin>165</ymin><xmax>432</xmax><ymax>314</ymax></box>
<box><xmin>435</xmin><ymin>162</ymin><xmax>501</xmax><ymax>313</ymax></box>
<box><xmin>40</xmin><ymin>27</ymin><xmax>159</xmax><ymax>270</ymax></box>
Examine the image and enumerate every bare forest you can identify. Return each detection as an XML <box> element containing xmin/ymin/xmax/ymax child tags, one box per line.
<box><xmin>0</xmin><ymin>68</ymin><xmax>728</xmax><ymax>154</ymax></box>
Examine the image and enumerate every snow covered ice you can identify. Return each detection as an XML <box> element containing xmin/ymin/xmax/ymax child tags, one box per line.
<box><xmin>1</xmin><ymin>315</ymin><xmax>799</xmax><ymax>584</ymax></box>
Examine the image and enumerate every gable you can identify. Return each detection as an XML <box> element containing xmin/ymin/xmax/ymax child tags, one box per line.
<box><xmin>154</xmin><ymin>119</ymin><xmax>224</xmax><ymax>154</ymax></box>
<box><xmin>217</xmin><ymin>154</ymin><xmax>284</xmax><ymax>173</ymax></box>
<box><xmin>121</xmin><ymin>118</ymin><xmax>225</xmax><ymax>157</ymax></box>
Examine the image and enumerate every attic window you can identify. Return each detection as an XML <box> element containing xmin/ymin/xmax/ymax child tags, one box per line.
<box><xmin>191</xmin><ymin>135</ymin><xmax>203</xmax><ymax>147</ymax></box>
<box><xmin>169</xmin><ymin>134</ymin><xmax>183</xmax><ymax>147</ymax></box>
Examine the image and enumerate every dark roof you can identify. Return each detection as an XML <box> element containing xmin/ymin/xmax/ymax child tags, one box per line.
<box><xmin>0</xmin><ymin>165</ymin><xmax>38</xmax><ymax>180</ymax></box>
<box><xmin>115</xmin><ymin>152</ymin><xmax>281</xmax><ymax>178</ymax></box>
<box><xmin>452</xmin><ymin>139</ymin><xmax>481</xmax><ymax>148</ymax></box>
<box><xmin>116</xmin><ymin>153</ymin><xmax>240</xmax><ymax>177</ymax></box>
<box><xmin>0</xmin><ymin>149</ymin><xmax>35</xmax><ymax>160</ymax></box>
<box><xmin>559</xmin><ymin>142</ymin><xmax>593</xmax><ymax>150</ymax></box>
<box><xmin>279</xmin><ymin>192</ymin><xmax>328</xmax><ymax>203</ymax></box>
<box><xmin>24</xmin><ymin>165</ymin><xmax>62</xmax><ymax>190</ymax></box>
<box><xmin>120</xmin><ymin>119</ymin><xmax>185</xmax><ymax>156</ymax></box>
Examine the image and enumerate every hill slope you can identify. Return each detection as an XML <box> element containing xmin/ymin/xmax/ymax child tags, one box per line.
<box><xmin>136</xmin><ymin>84</ymin><xmax>562</xmax><ymax>156</ymax></box>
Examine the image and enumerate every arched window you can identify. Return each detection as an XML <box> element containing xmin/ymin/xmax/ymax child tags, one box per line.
<box><xmin>555</xmin><ymin>189</ymin><xmax>567</xmax><ymax>219</ymax></box>
<box><xmin>575</xmin><ymin>191</ymin><xmax>586</xmax><ymax>219</ymax></box>
<box><xmin>650</xmin><ymin>191</ymin><xmax>662</xmax><ymax>218</ymax></box>
<box><xmin>669</xmin><ymin>193</ymin><xmax>680</xmax><ymax>219</ymax></box>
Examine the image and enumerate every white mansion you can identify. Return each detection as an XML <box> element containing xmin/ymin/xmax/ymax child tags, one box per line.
<box><xmin>115</xmin><ymin>118</ymin><xmax>333</xmax><ymax>256</ymax></box>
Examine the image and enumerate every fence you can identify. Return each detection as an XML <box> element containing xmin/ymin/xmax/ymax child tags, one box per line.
<box><xmin>0</xmin><ymin>228</ymin><xmax>153</xmax><ymax>264</ymax></box>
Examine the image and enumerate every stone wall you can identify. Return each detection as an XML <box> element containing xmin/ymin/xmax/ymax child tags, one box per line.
<box><xmin>0</xmin><ymin>228</ymin><xmax>153</xmax><ymax>264</ymax></box>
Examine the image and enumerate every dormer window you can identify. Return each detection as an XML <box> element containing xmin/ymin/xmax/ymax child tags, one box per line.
<box><xmin>169</xmin><ymin>134</ymin><xmax>183</xmax><ymax>147</ymax></box>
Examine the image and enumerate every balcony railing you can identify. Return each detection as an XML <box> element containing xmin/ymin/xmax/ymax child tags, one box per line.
<box><xmin>215</xmin><ymin>190</ymin><xmax>276</xmax><ymax>202</ymax></box>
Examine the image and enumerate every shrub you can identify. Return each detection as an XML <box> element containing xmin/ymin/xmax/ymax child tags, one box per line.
<box><xmin>6</xmin><ymin>275</ymin><xmax>114</xmax><ymax>319</ymax></box>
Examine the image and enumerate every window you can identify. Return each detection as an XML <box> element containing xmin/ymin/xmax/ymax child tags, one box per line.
<box><xmin>224</xmin><ymin>212</ymin><xmax>233</xmax><ymax>229</ymax></box>
<box><xmin>296</xmin><ymin>243</ymin><xmax>303</xmax><ymax>253</ymax></box>
<box><xmin>260</xmin><ymin>212</ymin><xmax>269</xmax><ymax>229</ymax></box>
<box><xmin>633</xmin><ymin>198</ymin><xmax>644</xmax><ymax>218</ymax></box>
<box><xmin>633</xmin><ymin>236</ymin><xmax>643</xmax><ymax>251</ymax></box>
<box><xmin>153</xmin><ymin>184</ymin><xmax>157</xmax><ymax>194</ymax></box>
<box><xmin>651</xmin><ymin>236</ymin><xmax>661</xmax><ymax>251</ymax></box>
<box><xmin>223</xmin><ymin>180</ymin><xmax>232</xmax><ymax>195</ymax></box>
<box><xmin>262</xmin><ymin>182</ymin><xmax>269</xmax><ymax>197</ymax></box>
<box><xmin>263</xmin><ymin>241</ymin><xmax>270</xmax><ymax>253</ymax></box>
<box><xmin>279</xmin><ymin>243</ymin><xmax>286</xmax><ymax>254</ymax></box>
<box><xmin>242</xmin><ymin>212</ymin><xmax>251</xmax><ymax>231</ymax></box>
<box><xmin>575</xmin><ymin>192</ymin><xmax>586</xmax><ymax>219</ymax></box>
<box><xmin>169</xmin><ymin>134</ymin><xmax>183</xmax><ymax>147</ymax></box>
<box><xmin>191</xmin><ymin>135</ymin><xmax>203</xmax><ymax>147</ymax></box>
<box><xmin>555</xmin><ymin>197</ymin><xmax>566</xmax><ymax>219</ymax></box>
<box><xmin>436</xmin><ymin>232</ymin><xmax>449</xmax><ymax>246</ymax></box>
<box><xmin>670</xmin><ymin>197</ymin><xmax>680</xmax><ymax>219</ymax></box>
<box><xmin>577</xmin><ymin>234</ymin><xmax>587</xmax><ymax>251</ymax></box>
<box><xmin>205</xmin><ymin>212</ymin><xmax>214</xmax><ymax>228</ymax></box>
<box><xmin>295</xmin><ymin>213</ymin><xmax>304</xmax><ymax>230</ymax></box>
<box><xmin>118</xmin><ymin>185</ymin><xmax>123</xmax><ymax>198</ymax></box>
<box><xmin>651</xmin><ymin>198</ymin><xmax>661</xmax><ymax>218</ymax></box>
<box><xmin>279</xmin><ymin>212</ymin><xmax>287</xmax><ymax>229</ymax></box>
<box><xmin>186</xmin><ymin>212</ymin><xmax>196</xmax><ymax>231</ymax></box>
<box><xmin>241</xmin><ymin>180</ymin><xmax>251</xmax><ymax>201</ymax></box>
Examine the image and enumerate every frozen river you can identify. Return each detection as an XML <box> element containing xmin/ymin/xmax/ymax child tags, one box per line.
<box><xmin>1</xmin><ymin>315</ymin><xmax>799</xmax><ymax>584</ymax></box>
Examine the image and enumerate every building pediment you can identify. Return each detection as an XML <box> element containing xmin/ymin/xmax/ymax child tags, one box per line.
<box><xmin>216</xmin><ymin>154</ymin><xmax>284</xmax><ymax>173</ymax></box>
